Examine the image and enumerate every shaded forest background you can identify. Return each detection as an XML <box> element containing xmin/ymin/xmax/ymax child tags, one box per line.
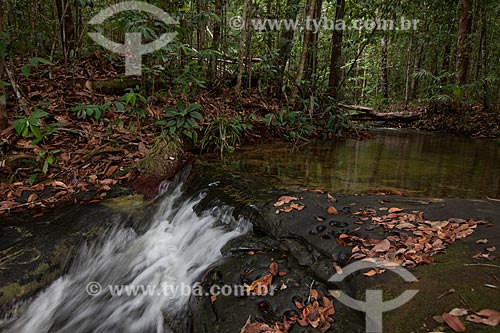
<box><xmin>1</xmin><ymin>0</ymin><xmax>499</xmax><ymax>120</ymax></box>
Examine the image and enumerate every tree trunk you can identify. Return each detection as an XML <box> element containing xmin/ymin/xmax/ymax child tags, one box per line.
<box><xmin>276</xmin><ymin>0</ymin><xmax>300</xmax><ymax>92</ymax></box>
<box><xmin>291</xmin><ymin>0</ymin><xmax>316</xmax><ymax>101</ymax></box>
<box><xmin>380</xmin><ymin>36</ymin><xmax>389</xmax><ymax>100</ymax></box>
<box><xmin>55</xmin><ymin>0</ymin><xmax>76</xmax><ymax>63</ymax></box>
<box><xmin>208</xmin><ymin>0</ymin><xmax>222</xmax><ymax>81</ymax></box>
<box><xmin>0</xmin><ymin>0</ymin><xmax>7</xmax><ymax>130</ymax></box>
<box><xmin>404</xmin><ymin>29</ymin><xmax>413</xmax><ymax>107</ymax></box>
<box><xmin>442</xmin><ymin>42</ymin><xmax>451</xmax><ymax>74</ymax></box>
<box><xmin>327</xmin><ymin>0</ymin><xmax>345</xmax><ymax>98</ymax></box>
<box><xmin>456</xmin><ymin>0</ymin><xmax>473</xmax><ymax>85</ymax></box>
<box><xmin>411</xmin><ymin>43</ymin><xmax>423</xmax><ymax>99</ymax></box>
<box><xmin>304</xmin><ymin>0</ymin><xmax>322</xmax><ymax>82</ymax></box>
<box><xmin>235</xmin><ymin>0</ymin><xmax>250</xmax><ymax>94</ymax></box>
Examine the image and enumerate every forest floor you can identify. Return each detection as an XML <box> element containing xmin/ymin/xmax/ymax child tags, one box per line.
<box><xmin>0</xmin><ymin>56</ymin><xmax>499</xmax><ymax>217</ymax></box>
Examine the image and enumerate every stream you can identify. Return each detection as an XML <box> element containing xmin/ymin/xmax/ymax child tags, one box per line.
<box><xmin>1</xmin><ymin>129</ymin><xmax>499</xmax><ymax>332</ymax></box>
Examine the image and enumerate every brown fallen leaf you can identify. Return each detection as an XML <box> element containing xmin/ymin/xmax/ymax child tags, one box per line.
<box><xmin>210</xmin><ymin>295</ymin><xmax>217</xmax><ymax>304</ymax></box>
<box><xmin>371</xmin><ymin>239</ymin><xmax>391</xmax><ymax>253</ymax></box>
<box><xmin>442</xmin><ymin>313</ymin><xmax>466</xmax><ymax>332</ymax></box>
<box><xmin>476</xmin><ymin>238</ymin><xmax>488</xmax><ymax>244</ymax></box>
<box><xmin>466</xmin><ymin>309</ymin><xmax>500</xmax><ymax>326</ymax></box>
<box><xmin>269</xmin><ymin>261</ymin><xmax>278</xmax><ymax>276</ymax></box>
<box><xmin>363</xmin><ymin>269</ymin><xmax>378</xmax><ymax>277</ymax></box>
<box><xmin>327</xmin><ymin>206</ymin><xmax>338</xmax><ymax>215</ymax></box>
<box><xmin>449</xmin><ymin>308</ymin><xmax>468</xmax><ymax>317</ymax></box>
<box><xmin>388</xmin><ymin>207</ymin><xmax>403</xmax><ymax>213</ymax></box>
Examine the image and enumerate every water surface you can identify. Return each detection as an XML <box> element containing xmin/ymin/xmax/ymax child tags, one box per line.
<box><xmin>199</xmin><ymin>129</ymin><xmax>500</xmax><ymax>198</ymax></box>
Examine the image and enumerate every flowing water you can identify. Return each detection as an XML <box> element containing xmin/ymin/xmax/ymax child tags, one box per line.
<box><xmin>4</xmin><ymin>186</ymin><xmax>250</xmax><ymax>333</ymax></box>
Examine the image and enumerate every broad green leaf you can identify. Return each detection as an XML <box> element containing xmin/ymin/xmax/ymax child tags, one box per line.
<box><xmin>31</xmin><ymin>109</ymin><xmax>49</xmax><ymax>119</ymax></box>
<box><xmin>190</xmin><ymin>111</ymin><xmax>203</xmax><ymax>120</ymax></box>
<box><xmin>12</xmin><ymin>119</ymin><xmax>27</xmax><ymax>136</ymax></box>
<box><xmin>33</xmin><ymin>57</ymin><xmax>54</xmax><ymax>66</ymax></box>
<box><xmin>21</xmin><ymin>66</ymin><xmax>31</xmax><ymax>77</ymax></box>
<box><xmin>28</xmin><ymin>174</ymin><xmax>38</xmax><ymax>185</ymax></box>
<box><xmin>30</xmin><ymin>124</ymin><xmax>43</xmax><ymax>140</ymax></box>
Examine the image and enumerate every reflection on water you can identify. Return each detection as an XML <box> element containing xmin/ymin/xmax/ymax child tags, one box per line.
<box><xmin>199</xmin><ymin>129</ymin><xmax>500</xmax><ymax>198</ymax></box>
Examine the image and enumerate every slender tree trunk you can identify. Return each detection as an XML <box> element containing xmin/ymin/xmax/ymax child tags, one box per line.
<box><xmin>497</xmin><ymin>80</ymin><xmax>500</xmax><ymax>113</ymax></box>
<box><xmin>291</xmin><ymin>0</ymin><xmax>316</xmax><ymax>101</ymax></box>
<box><xmin>442</xmin><ymin>43</ymin><xmax>451</xmax><ymax>73</ymax></box>
<box><xmin>305</xmin><ymin>0</ymin><xmax>322</xmax><ymax>82</ymax></box>
<box><xmin>0</xmin><ymin>0</ymin><xmax>7</xmax><ymax>130</ymax></box>
<box><xmin>55</xmin><ymin>0</ymin><xmax>75</xmax><ymax>63</ymax></box>
<box><xmin>411</xmin><ymin>43</ymin><xmax>423</xmax><ymax>99</ymax></box>
<box><xmin>235</xmin><ymin>0</ymin><xmax>250</xmax><ymax>94</ymax></box>
<box><xmin>208</xmin><ymin>0</ymin><xmax>222</xmax><ymax>81</ymax></box>
<box><xmin>327</xmin><ymin>0</ymin><xmax>345</xmax><ymax>98</ymax></box>
<box><xmin>276</xmin><ymin>0</ymin><xmax>300</xmax><ymax>92</ymax></box>
<box><xmin>456</xmin><ymin>0</ymin><xmax>473</xmax><ymax>85</ymax></box>
<box><xmin>380</xmin><ymin>36</ymin><xmax>389</xmax><ymax>100</ymax></box>
<box><xmin>404</xmin><ymin>29</ymin><xmax>414</xmax><ymax>107</ymax></box>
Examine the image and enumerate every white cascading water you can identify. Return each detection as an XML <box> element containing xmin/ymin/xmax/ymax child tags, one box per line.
<box><xmin>6</xmin><ymin>185</ymin><xmax>250</xmax><ymax>333</ymax></box>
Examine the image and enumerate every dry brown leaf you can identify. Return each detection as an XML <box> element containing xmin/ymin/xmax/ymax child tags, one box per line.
<box><xmin>327</xmin><ymin>206</ymin><xmax>339</xmax><ymax>215</ymax></box>
<box><xmin>388</xmin><ymin>207</ymin><xmax>403</xmax><ymax>213</ymax></box>
<box><xmin>372</xmin><ymin>239</ymin><xmax>391</xmax><ymax>253</ymax></box>
<box><xmin>210</xmin><ymin>295</ymin><xmax>217</xmax><ymax>304</ymax></box>
<box><xmin>269</xmin><ymin>261</ymin><xmax>278</xmax><ymax>276</ymax></box>
<box><xmin>311</xmin><ymin>289</ymin><xmax>318</xmax><ymax>300</ymax></box>
<box><xmin>449</xmin><ymin>308</ymin><xmax>468</xmax><ymax>317</ymax></box>
<box><xmin>363</xmin><ymin>269</ymin><xmax>378</xmax><ymax>277</ymax></box>
<box><xmin>442</xmin><ymin>313</ymin><xmax>466</xmax><ymax>332</ymax></box>
<box><xmin>476</xmin><ymin>238</ymin><xmax>488</xmax><ymax>244</ymax></box>
<box><xmin>466</xmin><ymin>309</ymin><xmax>500</xmax><ymax>326</ymax></box>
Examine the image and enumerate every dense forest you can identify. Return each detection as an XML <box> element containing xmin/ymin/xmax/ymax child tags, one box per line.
<box><xmin>0</xmin><ymin>0</ymin><xmax>499</xmax><ymax>210</ymax></box>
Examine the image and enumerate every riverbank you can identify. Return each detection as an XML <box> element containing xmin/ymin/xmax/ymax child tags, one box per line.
<box><xmin>1</xmin><ymin>58</ymin><xmax>499</xmax><ymax>217</ymax></box>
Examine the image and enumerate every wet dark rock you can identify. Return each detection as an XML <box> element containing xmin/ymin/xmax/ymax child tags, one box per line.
<box><xmin>329</xmin><ymin>221</ymin><xmax>349</xmax><ymax>228</ymax></box>
<box><xmin>316</xmin><ymin>225</ymin><xmax>327</xmax><ymax>233</ymax></box>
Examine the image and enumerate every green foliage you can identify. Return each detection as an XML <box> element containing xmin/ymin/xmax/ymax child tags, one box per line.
<box><xmin>122</xmin><ymin>89</ymin><xmax>148</xmax><ymax>119</ymax></box>
<box><xmin>29</xmin><ymin>149</ymin><xmax>60</xmax><ymax>185</ymax></box>
<box><xmin>12</xmin><ymin>109</ymin><xmax>49</xmax><ymax>141</ymax></box>
<box><xmin>201</xmin><ymin>115</ymin><xmax>252</xmax><ymax>154</ymax></box>
<box><xmin>72</xmin><ymin>102</ymin><xmax>113</xmax><ymax>120</ymax></box>
<box><xmin>157</xmin><ymin>102</ymin><xmax>203</xmax><ymax>144</ymax></box>
<box><xmin>21</xmin><ymin>57</ymin><xmax>54</xmax><ymax>77</ymax></box>
<box><xmin>264</xmin><ymin>109</ymin><xmax>313</xmax><ymax>142</ymax></box>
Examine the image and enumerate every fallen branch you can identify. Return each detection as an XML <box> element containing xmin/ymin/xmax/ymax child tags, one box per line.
<box><xmin>4</xmin><ymin>64</ymin><xmax>30</xmax><ymax>116</ymax></box>
<box><xmin>486</xmin><ymin>196</ymin><xmax>500</xmax><ymax>202</ymax></box>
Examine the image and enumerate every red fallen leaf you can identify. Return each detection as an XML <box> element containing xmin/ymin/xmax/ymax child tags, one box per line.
<box><xmin>311</xmin><ymin>289</ymin><xmax>318</xmax><ymax>300</ymax></box>
<box><xmin>466</xmin><ymin>309</ymin><xmax>500</xmax><ymax>326</ymax></box>
<box><xmin>442</xmin><ymin>312</ymin><xmax>466</xmax><ymax>332</ymax></box>
<box><xmin>269</xmin><ymin>261</ymin><xmax>278</xmax><ymax>276</ymax></box>
<box><xmin>295</xmin><ymin>300</ymin><xmax>304</xmax><ymax>309</ymax></box>
<box><xmin>210</xmin><ymin>295</ymin><xmax>217</xmax><ymax>304</ymax></box>
<box><xmin>327</xmin><ymin>206</ymin><xmax>339</xmax><ymax>215</ymax></box>
<box><xmin>388</xmin><ymin>207</ymin><xmax>403</xmax><ymax>213</ymax></box>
